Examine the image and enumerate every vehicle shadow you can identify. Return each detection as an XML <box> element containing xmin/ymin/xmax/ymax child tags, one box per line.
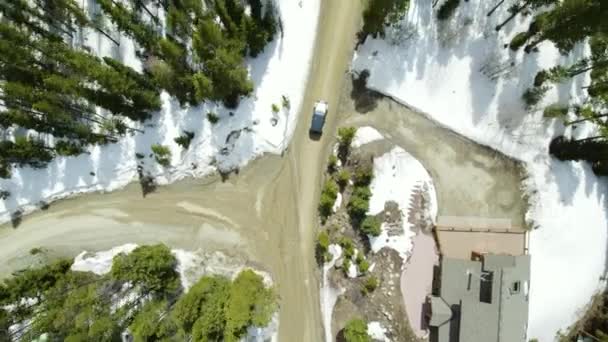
<box><xmin>309</xmin><ymin>131</ymin><xmax>322</xmax><ymax>141</ymax></box>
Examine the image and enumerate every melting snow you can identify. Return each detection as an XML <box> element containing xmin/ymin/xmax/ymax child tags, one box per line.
<box><xmin>367</xmin><ymin>321</ymin><xmax>389</xmax><ymax>342</ymax></box>
<box><xmin>0</xmin><ymin>0</ymin><xmax>321</xmax><ymax>226</ymax></box>
<box><xmin>332</xmin><ymin>192</ymin><xmax>342</xmax><ymax>213</ymax></box>
<box><xmin>352</xmin><ymin>126</ymin><xmax>384</xmax><ymax>148</ymax></box>
<box><xmin>71</xmin><ymin>243</ymin><xmax>137</xmax><ymax>275</ymax></box>
<box><xmin>353</xmin><ymin>0</ymin><xmax>607</xmax><ymax>339</ymax></box>
<box><xmin>368</xmin><ymin>147</ymin><xmax>437</xmax><ymax>261</ymax></box>
<box><xmin>320</xmin><ymin>244</ymin><xmax>345</xmax><ymax>342</ymax></box>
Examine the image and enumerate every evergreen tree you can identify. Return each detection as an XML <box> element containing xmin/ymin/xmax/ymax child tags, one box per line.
<box><xmin>361</xmin><ymin>0</ymin><xmax>409</xmax><ymax>38</ymax></box>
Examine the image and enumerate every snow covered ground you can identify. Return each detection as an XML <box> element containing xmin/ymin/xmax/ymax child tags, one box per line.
<box><xmin>72</xmin><ymin>243</ymin><xmax>137</xmax><ymax>274</ymax></box>
<box><xmin>352</xmin><ymin>126</ymin><xmax>384</xmax><ymax>148</ymax></box>
<box><xmin>71</xmin><ymin>244</ymin><xmax>278</xmax><ymax>341</ymax></box>
<box><xmin>0</xmin><ymin>0</ymin><xmax>320</xmax><ymax>225</ymax></box>
<box><xmin>353</xmin><ymin>0</ymin><xmax>608</xmax><ymax>340</ymax></box>
<box><xmin>368</xmin><ymin>146</ymin><xmax>438</xmax><ymax>261</ymax></box>
<box><xmin>367</xmin><ymin>321</ymin><xmax>389</xmax><ymax>342</ymax></box>
<box><xmin>320</xmin><ymin>243</ymin><xmax>345</xmax><ymax>342</ymax></box>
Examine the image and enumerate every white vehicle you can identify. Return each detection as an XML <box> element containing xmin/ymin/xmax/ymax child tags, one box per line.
<box><xmin>310</xmin><ymin>100</ymin><xmax>328</xmax><ymax>135</ymax></box>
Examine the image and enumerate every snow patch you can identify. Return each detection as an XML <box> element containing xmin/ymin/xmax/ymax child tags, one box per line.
<box><xmin>321</xmin><ymin>244</ymin><xmax>345</xmax><ymax>342</ymax></box>
<box><xmin>332</xmin><ymin>192</ymin><xmax>342</xmax><ymax>213</ymax></box>
<box><xmin>347</xmin><ymin>262</ymin><xmax>358</xmax><ymax>279</ymax></box>
<box><xmin>368</xmin><ymin>147</ymin><xmax>437</xmax><ymax>260</ymax></box>
<box><xmin>367</xmin><ymin>321</ymin><xmax>389</xmax><ymax>342</ymax></box>
<box><xmin>353</xmin><ymin>0</ymin><xmax>606</xmax><ymax>339</ymax></box>
<box><xmin>352</xmin><ymin>126</ymin><xmax>384</xmax><ymax>148</ymax></box>
<box><xmin>0</xmin><ymin>0</ymin><xmax>321</xmax><ymax>226</ymax></box>
<box><xmin>71</xmin><ymin>243</ymin><xmax>138</xmax><ymax>275</ymax></box>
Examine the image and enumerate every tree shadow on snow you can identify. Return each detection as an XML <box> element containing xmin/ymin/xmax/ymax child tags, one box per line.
<box><xmin>350</xmin><ymin>70</ymin><xmax>382</xmax><ymax>114</ymax></box>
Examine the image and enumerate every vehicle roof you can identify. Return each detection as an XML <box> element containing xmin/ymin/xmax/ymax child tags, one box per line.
<box><xmin>314</xmin><ymin>101</ymin><xmax>328</xmax><ymax>116</ymax></box>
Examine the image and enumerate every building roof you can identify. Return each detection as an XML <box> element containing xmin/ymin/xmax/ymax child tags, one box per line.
<box><xmin>429</xmin><ymin>296</ymin><xmax>453</xmax><ymax>327</ymax></box>
<box><xmin>433</xmin><ymin>254</ymin><xmax>531</xmax><ymax>342</ymax></box>
<box><xmin>313</xmin><ymin>101</ymin><xmax>328</xmax><ymax>116</ymax></box>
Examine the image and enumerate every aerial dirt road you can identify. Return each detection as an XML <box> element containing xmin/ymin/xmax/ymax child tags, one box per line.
<box><xmin>0</xmin><ymin>0</ymin><xmax>528</xmax><ymax>340</ymax></box>
<box><xmin>0</xmin><ymin>1</ymin><xmax>365</xmax><ymax>341</ymax></box>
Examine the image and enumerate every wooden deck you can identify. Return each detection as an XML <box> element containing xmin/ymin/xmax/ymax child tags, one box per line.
<box><xmin>435</xmin><ymin>216</ymin><xmax>528</xmax><ymax>258</ymax></box>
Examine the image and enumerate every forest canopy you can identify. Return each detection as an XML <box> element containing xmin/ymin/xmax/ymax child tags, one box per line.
<box><xmin>488</xmin><ymin>0</ymin><xmax>608</xmax><ymax>174</ymax></box>
<box><xmin>0</xmin><ymin>0</ymin><xmax>279</xmax><ymax>178</ymax></box>
<box><xmin>0</xmin><ymin>244</ymin><xmax>277</xmax><ymax>341</ymax></box>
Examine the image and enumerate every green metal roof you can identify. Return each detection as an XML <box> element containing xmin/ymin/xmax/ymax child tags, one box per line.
<box><xmin>433</xmin><ymin>254</ymin><xmax>531</xmax><ymax>342</ymax></box>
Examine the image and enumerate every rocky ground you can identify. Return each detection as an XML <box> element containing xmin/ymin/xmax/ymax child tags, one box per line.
<box><xmin>319</xmin><ymin>144</ymin><xmax>424</xmax><ymax>342</ymax></box>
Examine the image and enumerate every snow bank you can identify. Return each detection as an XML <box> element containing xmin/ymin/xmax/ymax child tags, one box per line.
<box><xmin>71</xmin><ymin>243</ymin><xmax>137</xmax><ymax>275</ymax></box>
<box><xmin>367</xmin><ymin>321</ymin><xmax>389</xmax><ymax>342</ymax></box>
<box><xmin>332</xmin><ymin>192</ymin><xmax>342</xmax><ymax>213</ymax></box>
<box><xmin>347</xmin><ymin>262</ymin><xmax>358</xmax><ymax>279</ymax></box>
<box><xmin>353</xmin><ymin>0</ymin><xmax>607</xmax><ymax>340</ymax></box>
<box><xmin>352</xmin><ymin>126</ymin><xmax>384</xmax><ymax>148</ymax></box>
<box><xmin>368</xmin><ymin>147</ymin><xmax>437</xmax><ymax>261</ymax></box>
<box><xmin>0</xmin><ymin>0</ymin><xmax>321</xmax><ymax>225</ymax></box>
<box><xmin>321</xmin><ymin>244</ymin><xmax>345</xmax><ymax>342</ymax></box>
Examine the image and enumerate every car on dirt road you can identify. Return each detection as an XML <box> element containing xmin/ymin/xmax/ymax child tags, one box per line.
<box><xmin>310</xmin><ymin>100</ymin><xmax>328</xmax><ymax>135</ymax></box>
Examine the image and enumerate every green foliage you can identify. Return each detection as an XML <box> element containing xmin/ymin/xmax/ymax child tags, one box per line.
<box><xmin>151</xmin><ymin>144</ymin><xmax>172</xmax><ymax>167</ymax></box>
<box><xmin>29</xmin><ymin>247</ymin><xmax>43</xmax><ymax>255</ymax></box>
<box><xmin>174</xmin><ymin>131</ymin><xmax>195</xmax><ymax>149</ymax></box>
<box><xmin>130</xmin><ymin>300</ymin><xmax>179</xmax><ymax>342</ymax></box>
<box><xmin>173</xmin><ymin>275</ymin><xmax>230</xmax><ymax>339</ymax></box>
<box><xmin>2</xmin><ymin>245</ymin><xmax>278</xmax><ymax>342</ymax></box>
<box><xmin>271</xmin><ymin>103</ymin><xmax>280</xmax><ymax>113</ymax></box>
<box><xmin>362</xmin><ymin>276</ymin><xmax>379</xmax><ymax>294</ymax></box>
<box><xmin>361</xmin><ymin>216</ymin><xmax>382</xmax><ymax>237</ymax></box>
<box><xmin>342</xmin><ymin>258</ymin><xmax>352</xmax><ymax>275</ymax></box>
<box><xmin>339</xmin><ymin>236</ymin><xmax>355</xmax><ymax>260</ymax></box>
<box><xmin>353</xmin><ymin>163</ymin><xmax>374</xmax><ymax>186</ymax></box>
<box><xmin>534</xmin><ymin>70</ymin><xmax>550</xmax><ymax>87</ymax></box>
<box><xmin>343</xmin><ymin>318</ymin><xmax>370</xmax><ymax>342</ymax></box>
<box><xmin>319</xmin><ymin>179</ymin><xmax>339</xmax><ymax>220</ymax></box>
<box><xmin>225</xmin><ymin>270</ymin><xmax>276</xmax><ymax>341</ymax></box>
<box><xmin>0</xmin><ymin>0</ymin><xmax>279</xmax><ymax>170</ymax></box>
<box><xmin>0</xmin><ymin>137</ymin><xmax>54</xmax><ymax>178</ymax></box>
<box><xmin>437</xmin><ymin>0</ymin><xmax>460</xmax><ymax>21</ymax></box>
<box><xmin>543</xmin><ymin>104</ymin><xmax>569</xmax><ymax>118</ymax></box>
<box><xmin>317</xmin><ymin>231</ymin><xmax>331</xmax><ymax>262</ymax></box>
<box><xmin>204</xmin><ymin>46</ymin><xmax>254</xmax><ymax>108</ymax></box>
<box><xmin>1</xmin><ymin>258</ymin><xmax>72</xmax><ymax>304</ymax></box>
<box><xmin>336</xmin><ymin>169</ymin><xmax>351</xmax><ymax>188</ymax></box>
<box><xmin>338</xmin><ymin>126</ymin><xmax>358</xmax><ymax>141</ymax></box>
<box><xmin>337</xmin><ymin>127</ymin><xmax>357</xmax><ymax>161</ymax></box>
<box><xmin>55</xmin><ymin>140</ymin><xmax>84</xmax><ymax>157</ymax></box>
<box><xmin>362</xmin><ymin>0</ymin><xmax>410</xmax><ymax>38</ymax></box>
<box><xmin>31</xmin><ymin>271</ymin><xmax>120</xmax><ymax>341</ymax></box>
<box><xmin>522</xmin><ymin>86</ymin><xmax>550</xmax><ymax>109</ymax></box>
<box><xmin>348</xmin><ymin>185</ymin><xmax>372</xmax><ymax>220</ymax></box>
<box><xmin>111</xmin><ymin>244</ymin><xmax>180</xmax><ymax>296</ymax></box>
<box><xmin>207</xmin><ymin>112</ymin><xmax>220</xmax><ymax>124</ymax></box>
<box><xmin>327</xmin><ymin>155</ymin><xmax>338</xmax><ymax>173</ymax></box>
<box><xmin>510</xmin><ymin>32</ymin><xmax>530</xmax><ymax>51</ymax></box>
<box><xmin>357</xmin><ymin>258</ymin><xmax>370</xmax><ymax>274</ymax></box>
<box><xmin>525</xmin><ymin>0</ymin><xmax>603</xmax><ymax>54</ymax></box>
<box><xmin>0</xmin><ymin>308</ymin><xmax>8</xmax><ymax>342</ymax></box>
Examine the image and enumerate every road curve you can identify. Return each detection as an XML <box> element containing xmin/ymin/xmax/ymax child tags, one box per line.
<box><xmin>0</xmin><ymin>1</ymin><xmax>365</xmax><ymax>341</ymax></box>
